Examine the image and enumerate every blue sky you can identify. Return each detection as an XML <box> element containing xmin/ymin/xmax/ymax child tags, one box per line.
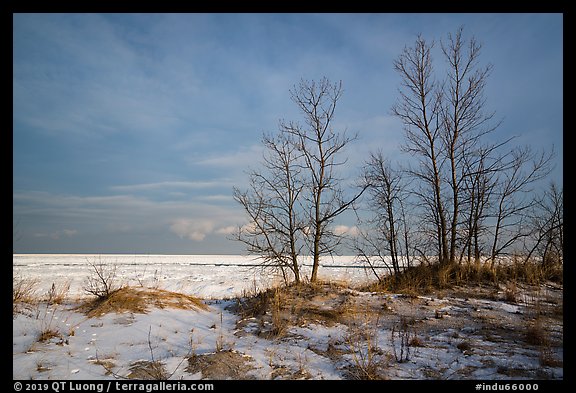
<box><xmin>13</xmin><ymin>13</ymin><xmax>563</xmax><ymax>254</ymax></box>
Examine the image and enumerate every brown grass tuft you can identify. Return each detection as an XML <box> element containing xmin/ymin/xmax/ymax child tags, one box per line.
<box><xmin>77</xmin><ymin>286</ymin><xmax>208</xmax><ymax>317</ymax></box>
<box><xmin>45</xmin><ymin>281</ymin><xmax>72</xmax><ymax>305</ymax></box>
<box><xmin>38</xmin><ymin>329</ymin><xmax>62</xmax><ymax>343</ymax></box>
<box><xmin>127</xmin><ymin>360</ymin><xmax>168</xmax><ymax>380</ymax></box>
<box><xmin>186</xmin><ymin>350</ymin><xmax>256</xmax><ymax>380</ymax></box>
<box><xmin>409</xmin><ymin>335</ymin><xmax>425</xmax><ymax>347</ymax></box>
<box><xmin>504</xmin><ymin>281</ymin><xmax>518</xmax><ymax>303</ymax></box>
<box><xmin>13</xmin><ymin>276</ymin><xmax>39</xmax><ymax>314</ymax></box>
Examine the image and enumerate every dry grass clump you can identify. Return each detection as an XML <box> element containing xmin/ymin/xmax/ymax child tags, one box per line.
<box><xmin>45</xmin><ymin>281</ymin><xmax>72</xmax><ymax>305</ymax></box>
<box><xmin>361</xmin><ymin>263</ymin><xmax>450</xmax><ymax>294</ymax></box>
<box><xmin>504</xmin><ymin>281</ymin><xmax>518</xmax><ymax>303</ymax></box>
<box><xmin>345</xmin><ymin>310</ymin><xmax>389</xmax><ymax>380</ymax></box>
<box><xmin>93</xmin><ymin>357</ymin><xmax>117</xmax><ymax>376</ymax></box>
<box><xmin>362</xmin><ymin>258</ymin><xmax>562</xmax><ymax>294</ymax></box>
<box><xmin>524</xmin><ymin>314</ymin><xmax>562</xmax><ymax>368</ymax></box>
<box><xmin>233</xmin><ymin>281</ymin><xmax>362</xmax><ymax>339</ymax></box>
<box><xmin>522</xmin><ymin>296</ymin><xmax>563</xmax><ymax>369</ymax></box>
<box><xmin>37</xmin><ymin>329</ymin><xmax>62</xmax><ymax>343</ymax></box>
<box><xmin>127</xmin><ymin>360</ymin><xmax>168</xmax><ymax>380</ymax></box>
<box><xmin>186</xmin><ymin>350</ymin><xmax>256</xmax><ymax>380</ymax></box>
<box><xmin>525</xmin><ymin>319</ymin><xmax>548</xmax><ymax>347</ymax></box>
<box><xmin>77</xmin><ymin>286</ymin><xmax>208</xmax><ymax>317</ymax></box>
<box><xmin>13</xmin><ymin>276</ymin><xmax>40</xmax><ymax>314</ymax></box>
<box><xmin>408</xmin><ymin>335</ymin><xmax>425</xmax><ymax>347</ymax></box>
<box><xmin>456</xmin><ymin>341</ymin><xmax>473</xmax><ymax>353</ymax></box>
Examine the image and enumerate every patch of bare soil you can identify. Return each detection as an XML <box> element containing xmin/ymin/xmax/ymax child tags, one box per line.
<box><xmin>76</xmin><ymin>286</ymin><xmax>209</xmax><ymax>317</ymax></box>
<box><xmin>186</xmin><ymin>350</ymin><xmax>256</xmax><ymax>380</ymax></box>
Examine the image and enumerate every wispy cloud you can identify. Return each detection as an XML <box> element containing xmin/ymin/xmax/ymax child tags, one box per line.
<box><xmin>197</xmin><ymin>195</ymin><xmax>234</xmax><ymax>202</ymax></box>
<box><xmin>33</xmin><ymin>228</ymin><xmax>78</xmax><ymax>240</ymax></box>
<box><xmin>110</xmin><ymin>180</ymin><xmax>234</xmax><ymax>192</ymax></box>
<box><xmin>193</xmin><ymin>144</ymin><xmax>263</xmax><ymax>169</ymax></box>
<box><xmin>14</xmin><ymin>190</ymin><xmax>245</xmax><ymax>241</ymax></box>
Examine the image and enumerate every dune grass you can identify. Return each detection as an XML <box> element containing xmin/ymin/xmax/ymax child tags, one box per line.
<box><xmin>77</xmin><ymin>286</ymin><xmax>209</xmax><ymax>317</ymax></box>
<box><xmin>361</xmin><ymin>258</ymin><xmax>562</xmax><ymax>295</ymax></box>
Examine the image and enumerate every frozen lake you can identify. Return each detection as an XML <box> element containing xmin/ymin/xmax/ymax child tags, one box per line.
<box><xmin>13</xmin><ymin>254</ymin><xmax>378</xmax><ymax>299</ymax></box>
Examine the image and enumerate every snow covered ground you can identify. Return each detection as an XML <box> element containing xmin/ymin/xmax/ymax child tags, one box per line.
<box><xmin>13</xmin><ymin>255</ymin><xmax>563</xmax><ymax>380</ymax></box>
<box><xmin>13</xmin><ymin>254</ymin><xmax>374</xmax><ymax>299</ymax></box>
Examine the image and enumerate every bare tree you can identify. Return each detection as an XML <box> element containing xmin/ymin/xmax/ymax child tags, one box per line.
<box><xmin>392</xmin><ymin>34</ymin><xmax>448</xmax><ymax>264</ymax></box>
<box><xmin>285</xmin><ymin>78</ymin><xmax>367</xmax><ymax>282</ymax></box>
<box><xmin>356</xmin><ymin>152</ymin><xmax>409</xmax><ymax>278</ymax></box>
<box><xmin>233</xmin><ymin>131</ymin><xmax>305</xmax><ymax>284</ymax></box>
<box><xmin>234</xmin><ymin>78</ymin><xmax>364</xmax><ymax>283</ymax></box>
<box><xmin>439</xmin><ymin>27</ymin><xmax>500</xmax><ymax>264</ymax></box>
<box><xmin>390</xmin><ymin>27</ymin><xmax>550</xmax><ymax>268</ymax></box>
<box><xmin>459</xmin><ymin>146</ymin><xmax>496</xmax><ymax>263</ymax></box>
<box><xmin>524</xmin><ymin>182</ymin><xmax>563</xmax><ymax>265</ymax></box>
<box><xmin>487</xmin><ymin>147</ymin><xmax>553</xmax><ymax>266</ymax></box>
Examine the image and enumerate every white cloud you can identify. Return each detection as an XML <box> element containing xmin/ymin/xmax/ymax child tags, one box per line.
<box><xmin>333</xmin><ymin>225</ymin><xmax>360</xmax><ymax>237</ymax></box>
<box><xmin>215</xmin><ymin>225</ymin><xmax>237</xmax><ymax>235</ymax></box>
<box><xmin>169</xmin><ymin>219</ymin><xmax>215</xmax><ymax>242</ymax></box>
<box><xmin>240</xmin><ymin>221</ymin><xmax>258</xmax><ymax>233</ymax></box>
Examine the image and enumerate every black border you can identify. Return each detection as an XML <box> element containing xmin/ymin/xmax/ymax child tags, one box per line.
<box><xmin>8</xmin><ymin>2</ymin><xmax>570</xmax><ymax>390</ymax></box>
<box><xmin>5</xmin><ymin>1</ymin><xmax>569</xmax><ymax>14</ymax></box>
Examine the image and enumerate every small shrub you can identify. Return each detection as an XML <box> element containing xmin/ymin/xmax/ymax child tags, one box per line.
<box><xmin>83</xmin><ymin>257</ymin><xmax>122</xmax><ymax>299</ymax></box>
<box><xmin>391</xmin><ymin>316</ymin><xmax>414</xmax><ymax>363</ymax></box>
<box><xmin>346</xmin><ymin>315</ymin><xmax>386</xmax><ymax>380</ymax></box>
<box><xmin>542</xmin><ymin>262</ymin><xmax>563</xmax><ymax>284</ymax></box>
<box><xmin>271</xmin><ymin>290</ymin><xmax>289</xmax><ymax>338</ymax></box>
